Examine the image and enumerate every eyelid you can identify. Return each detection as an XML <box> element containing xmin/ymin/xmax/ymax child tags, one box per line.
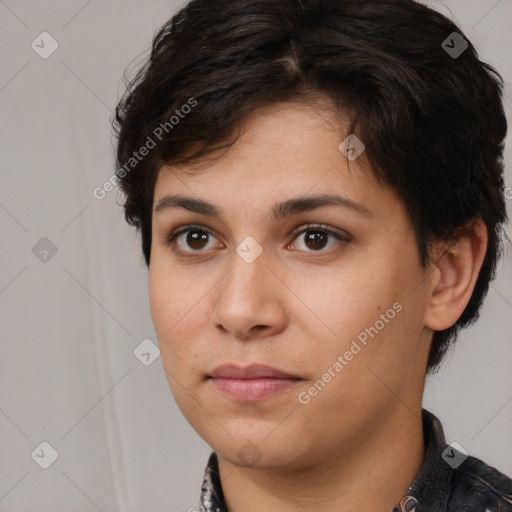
<box><xmin>167</xmin><ymin>223</ymin><xmax>216</xmax><ymax>241</ymax></box>
<box><xmin>164</xmin><ymin>223</ymin><xmax>222</xmax><ymax>249</ymax></box>
<box><xmin>168</xmin><ymin>223</ymin><xmax>350</xmax><ymax>240</ymax></box>
<box><xmin>290</xmin><ymin>223</ymin><xmax>352</xmax><ymax>241</ymax></box>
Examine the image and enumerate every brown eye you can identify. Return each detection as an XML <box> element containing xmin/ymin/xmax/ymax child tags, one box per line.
<box><xmin>184</xmin><ymin>230</ymin><xmax>210</xmax><ymax>250</ymax></box>
<box><xmin>291</xmin><ymin>224</ymin><xmax>350</xmax><ymax>253</ymax></box>
<box><xmin>304</xmin><ymin>230</ymin><xmax>329</xmax><ymax>250</ymax></box>
<box><xmin>166</xmin><ymin>225</ymin><xmax>221</xmax><ymax>254</ymax></box>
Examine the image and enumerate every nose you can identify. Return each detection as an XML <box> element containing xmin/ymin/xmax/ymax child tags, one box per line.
<box><xmin>211</xmin><ymin>248</ymin><xmax>288</xmax><ymax>341</ymax></box>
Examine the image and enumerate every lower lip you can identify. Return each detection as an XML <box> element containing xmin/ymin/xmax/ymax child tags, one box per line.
<box><xmin>209</xmin><ymin>377</ymin><xmax>301</xmax><ymax>401</ymax></box>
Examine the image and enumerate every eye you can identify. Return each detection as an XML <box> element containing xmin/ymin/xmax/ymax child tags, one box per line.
<box><xmin>165</xmin><ymin>223</ymin><xmax>351</xmax><ymax>257</ymax></box>
<box><xmin>167</xmin><ymin>224</ymin><xmax>223</xmax><ymax>254</ymax></box>
<box><xmin>289</xmin><ymin>224</ymin><xmax>351</xmax><ymax>253</ymax></box>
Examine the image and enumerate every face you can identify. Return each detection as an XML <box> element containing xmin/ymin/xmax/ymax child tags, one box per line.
<box><xmin>149</xmin><ymin>101</ymin><xmax>434</xmax><ymax>471</ymax></box>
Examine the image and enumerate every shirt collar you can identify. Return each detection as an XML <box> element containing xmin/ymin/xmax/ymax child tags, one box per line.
<box><xmin>199</xmin><ymin>451</ymin><xmax>227</xmax><ymax>512</ymax></box>
<box><xmin>199</xmin><ymin>408</ymin><xmax>451</xmax><ymax>512</ymax></box>
<box><xmin>393</xmin><ymin>408</ymin><xmax>453</xmax><ymax>512</ymax></box>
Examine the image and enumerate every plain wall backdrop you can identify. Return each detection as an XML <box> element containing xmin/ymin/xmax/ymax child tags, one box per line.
<box><xmin>1</xmin><ymin>0</ymin><xmax>511</xmax><ymax>510</ymax></box>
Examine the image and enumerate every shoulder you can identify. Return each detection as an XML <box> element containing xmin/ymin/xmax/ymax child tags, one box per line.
<box><xmin>415</xmin><ymin>409</ymin><xmax>512</xmax><ymax>512</ymax></box>
<box><xmin>448</xmin><ymin>454</ymin><xmax>512</xmax><ymax>511</ymax></box>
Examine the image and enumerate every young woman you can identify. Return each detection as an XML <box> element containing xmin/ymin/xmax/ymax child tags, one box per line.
<box><xmin>113</xmin><ymin>0</ymin><xmax>511</xmax><ymax>510</ymax></box>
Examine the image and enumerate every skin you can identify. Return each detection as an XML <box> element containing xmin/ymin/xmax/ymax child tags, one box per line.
<box><xmin>148</xmin><ymin>100</ymin><xmax>487</xmax><ymax>511</ymax></box>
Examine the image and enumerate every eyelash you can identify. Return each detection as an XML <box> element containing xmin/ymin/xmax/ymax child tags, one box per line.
<box><xmin>164</xmin><ymin>223</ymin><xmax>351</xmax><ymax>258</ymax></box>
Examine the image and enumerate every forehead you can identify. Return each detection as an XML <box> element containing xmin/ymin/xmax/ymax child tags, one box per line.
<box><xmin>152</xmin><ymin>102</ymin><xmax>400</xmax><ymax>222</ymax></box>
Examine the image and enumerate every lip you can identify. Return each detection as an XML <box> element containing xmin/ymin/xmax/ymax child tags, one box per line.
<box><xmin>208</xmin><ymin>364</ymin><xmax>303</xmax><ymax>401</ymax></box>
<box><xmin>209</xmin><ymin>363</ymin><xmax>300</xmax><ymax>379</ymax></box>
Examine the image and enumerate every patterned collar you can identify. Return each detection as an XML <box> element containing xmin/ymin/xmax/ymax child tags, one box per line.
<box><xmin>199</xmin><ymin>408</ymin><xmax>449</xmax><ymax>512</ymax></box>
<box><xmin>199</xmin><ymin>451</ymin><xmax>226</xmax><ymax>512</ymax></box>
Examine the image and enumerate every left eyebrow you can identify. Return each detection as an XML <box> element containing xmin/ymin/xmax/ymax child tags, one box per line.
<box><xmin>153</xmin><ymin>193</ymin><xmax>373</xmax><ymax>221</ymax></box>
<box><xmin>269</xmin><ymin>193</ymin><xmax>373</xmax><ymax>220</ymax></box>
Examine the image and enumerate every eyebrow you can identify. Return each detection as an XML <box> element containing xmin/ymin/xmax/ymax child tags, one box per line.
<box><xmin>153</xmin><ymin>193</ymin><xmax>373</xmax><ymax>221</ymax></box>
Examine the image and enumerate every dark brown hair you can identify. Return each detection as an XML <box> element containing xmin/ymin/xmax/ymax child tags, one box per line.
<box><xmin>113</xmin><ymin>0</ymin><xmax>508</xmax><ymax>373</ymax></box>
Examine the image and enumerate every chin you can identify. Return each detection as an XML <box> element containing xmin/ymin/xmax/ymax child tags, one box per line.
<box><xmin>206</xmin><ymin>429</ymin><xmax>313</xmax><ymax>471</ymax></box>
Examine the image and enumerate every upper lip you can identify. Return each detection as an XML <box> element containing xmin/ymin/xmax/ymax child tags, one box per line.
<box><xmin>209</xmin><ymin>363</ymin><xmax>301</xmax><ymax>379</ymax></box>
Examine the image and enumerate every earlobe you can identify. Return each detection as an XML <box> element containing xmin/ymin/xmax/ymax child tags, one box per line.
<box><xmin>424</xmin><ymin>219</ymin><xmax>488</xmax><ymax>331</ymax></box>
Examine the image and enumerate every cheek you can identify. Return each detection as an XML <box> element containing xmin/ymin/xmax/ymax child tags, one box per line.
<box><xmin>290</xmin><ymin>263</ymin><xmax>400</xmax><ymax>341</ymax></box>
<box><xmin>290</xmin><ymin>251</ymin><xmax>424</xmax><ymax>379</ymax></box>
<box><xmin>148</xmin><ymin>264</ymin><xmax>195</xmax><ymax>361</ymax></box>
<box><xmin>149</xmin><ymin>255</ymin><xmax>200</xmax><ymax>334</ymax></box>
<box><xmin>148</xmin><ymin>260</ymin><xmax>223</xmax><ymax>382</ymax></box>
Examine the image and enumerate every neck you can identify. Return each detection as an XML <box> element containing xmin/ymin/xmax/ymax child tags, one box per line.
<box><xmin>217</xmin><ymin>406</ymin><xmax>425</xmax><ymax>512</ymax></box>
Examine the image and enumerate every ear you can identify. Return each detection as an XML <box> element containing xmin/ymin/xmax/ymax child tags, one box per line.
<box><xmin>424</xmin><ymin>218</ymin><xmax>488</xmax><ymax>331</ymax></box>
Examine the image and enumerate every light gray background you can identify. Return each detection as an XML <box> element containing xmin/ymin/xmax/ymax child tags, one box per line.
<box><xmin>0</xmin><ymin>1</ymin><xmax>511</xmax><ymax>511</ymax></box>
